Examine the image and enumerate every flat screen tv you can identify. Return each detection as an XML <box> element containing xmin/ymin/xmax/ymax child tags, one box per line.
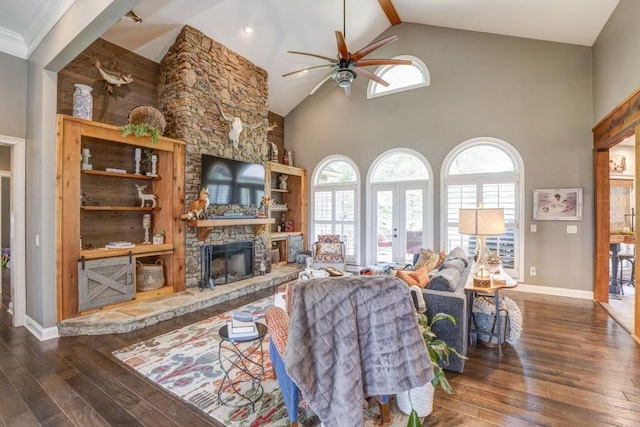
<box><xmin>200</xmin><ymin>154</ymin><xmax>265</xmax><ymax>205</ymax></box>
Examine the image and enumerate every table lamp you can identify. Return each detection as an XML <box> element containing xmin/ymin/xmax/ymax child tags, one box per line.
<box><xmin>458</xmin><ymin>208</ymin><xmax>505</xmax><ymax>287</ymax></box>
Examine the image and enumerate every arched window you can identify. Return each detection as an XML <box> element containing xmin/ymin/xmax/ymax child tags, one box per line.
<box><xmin>367</xmin><ymin>149</ymin><xmax>433</xmax><ymax>264</ymax></box>
<box><xmin>311</xmin><ymin>156</ymin><xmax>359</xmax><ymax>263</ymax></box>
<box><xmin>442</xmin><ymin>138</ymin><xmax>524</xmax><ymax>279</ymax></box>
<box><xmin>367</xmin><ymin>55</ymin><xmax>430</xmax><ymax>99</ymax></box>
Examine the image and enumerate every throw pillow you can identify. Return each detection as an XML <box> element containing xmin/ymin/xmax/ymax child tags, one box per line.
<box><xmin>436</xmin><ymin>250</ymin><xmax>446</xmax><ymax>268</ymax></box>
<box><xmin>264</xmin><ymin>307</ymin><xmax>290</xmax><ymax>355</ymax></box>
<box><xmin>414</xmin><ymin>248</ymin><xmax>440</xmax><ymax>271</ymax></box>
<box><xmin>408</xmin><ymin>266</ymin><xmax>430</xmax><ymax>288</ymax></box>
<box><xmin>318</xmin><ymin>242</ymin><xmax>342</xmax><ymax>255</ymax></box>
<box><xmin>396</xmin><ymin>269</ymin><xmax>419</xmax><ymax>287</ymax></box>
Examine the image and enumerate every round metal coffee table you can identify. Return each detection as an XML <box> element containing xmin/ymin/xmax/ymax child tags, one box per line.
<box><xmin>216</xmin><ymin>322</ymin><xmax>267</xmax><ymax>411</ymax></box>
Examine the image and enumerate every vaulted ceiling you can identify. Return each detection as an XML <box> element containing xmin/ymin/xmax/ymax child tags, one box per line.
<box><xmin>0</xmin><ymin>0</ymin><xmax>620</xmax><ymax>116</ymax></box>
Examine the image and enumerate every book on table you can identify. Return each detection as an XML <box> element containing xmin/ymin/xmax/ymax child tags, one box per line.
<box><xmin>230</xmin><ymin>310</ymin><xmax>256</xmax><ymax>333</ymax></box>
<box><xmin>226</xmin><ymin>322</ymin><xmax>259</xmax><ymax>339</ymax></box>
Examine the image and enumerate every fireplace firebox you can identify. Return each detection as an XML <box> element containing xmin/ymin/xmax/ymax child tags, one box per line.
<box><xmin>201</xmin><ymin>241</ymin><xmax>254</xmax><ymax>287</ymax></box>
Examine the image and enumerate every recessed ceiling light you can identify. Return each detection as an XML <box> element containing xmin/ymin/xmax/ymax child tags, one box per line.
<box><xmin>242</xmin><ymin>24</ymin><xmax>254</xmax><ymax>34</ymax></box>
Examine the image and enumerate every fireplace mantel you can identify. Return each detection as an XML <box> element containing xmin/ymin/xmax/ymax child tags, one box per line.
<box><xmin>190</xmin><ymin>217</ymin><xmax>275</xmax><ymax>241</ymax></box>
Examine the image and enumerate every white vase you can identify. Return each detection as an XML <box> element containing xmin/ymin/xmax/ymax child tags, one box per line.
<box><xmin>396</xmin><ymin>383</ymin><xmax>435</xmax><ymax>417</ymax></box>
<box><xmin>72</xmin><ymin>83</ymin><xmax>93</xmax><ymax>120</ymax></box>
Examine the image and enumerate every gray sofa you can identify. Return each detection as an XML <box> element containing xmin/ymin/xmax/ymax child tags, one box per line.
<box><xmin>418</xmin><ymin>247</ymin><xmax>471</xmax><ymax>373</ymax></box>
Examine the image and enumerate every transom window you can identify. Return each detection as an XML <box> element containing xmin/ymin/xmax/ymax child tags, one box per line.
<box><xmin>367</xmin><ymin>55</ymin><xmax>430</xmax><ymax>99</ymax></box>
<box><xmin>311</xmin><ymin>156</ymin><xmax>359</xmax><ymax>263</ymax></box>
<box><xmin>443</xmin><ymin>138</ymin><xmax>524</xmax><ymax>278</ymax></box>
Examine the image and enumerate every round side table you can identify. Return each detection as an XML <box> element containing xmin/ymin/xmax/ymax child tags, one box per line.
<box><xmin>216</xmin><ymin>322</ymin><xmax>268</xmax><ymax>412</ymax></box>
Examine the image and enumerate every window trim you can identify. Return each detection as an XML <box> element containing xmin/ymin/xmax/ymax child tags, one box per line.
<box><xmin>440</xmin><ymin>137</ymin><xmax>525</xmax><ymax>279</ymax></box>
<box><xmin>367</xmin><ymin>55</ymin><xmax>430</xmax><ymax>99</ymax></box>
<box><xmin>366</xmin><ymin>148</ymin><xmax>434</xmax><ymax>265</ymax></box>
<box><xmin>310</xmin><ymin>155</ymin><xmax>360</xmax><ymax>263</ymax></box>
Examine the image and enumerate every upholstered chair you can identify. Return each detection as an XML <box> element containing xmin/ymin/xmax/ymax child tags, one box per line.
<box><xmin>312</xmin><ymin>234</ymin><xmax>346</xmax><ymax>271</ymax></box>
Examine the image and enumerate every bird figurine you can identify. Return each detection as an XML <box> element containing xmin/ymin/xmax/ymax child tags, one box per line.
<box><xmin>94</xmin><ymin>60</ymin><xmax>133</xmax><ymax>94</ymax></box>
<box><xmin>124</xmin><ymin>10</ymin><xmax>143</xmax><ymax>23</ymax></box>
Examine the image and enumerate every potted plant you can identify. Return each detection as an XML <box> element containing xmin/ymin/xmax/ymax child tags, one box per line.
<box><xmin>398</xmin><ymin>312</ymin><xmax>466</xmax><ymax>424</ymax></box>
<box><xmin>119</xmin><ymin>122</ymin><xmax>161</xmax><ymax>145</ymax></box>
<box><xmin>153</xmin><ymin>229</ymin><xmax>165</xmax><ymax>245</ymax></box>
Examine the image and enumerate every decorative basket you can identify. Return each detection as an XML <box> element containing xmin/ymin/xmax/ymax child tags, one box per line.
<box><xmin>136</xmin><ymin>259</ymin><xmax>165</xmax><ymax>292</ymax></box>
<box><xmin>128</xmin><ymin>106</ymin><xmax>166</xmax><ymax>134</ymax></box>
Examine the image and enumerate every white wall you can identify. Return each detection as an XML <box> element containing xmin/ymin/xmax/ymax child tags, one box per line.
<box><xmin>286</xmin><ymin>23</ymin><xmax>594</xmax><ymax>292</ymax></box>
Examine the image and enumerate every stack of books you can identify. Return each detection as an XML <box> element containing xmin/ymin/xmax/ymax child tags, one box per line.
<box><xmin>227</xmin><ymin>310</ymin><xmax>258</xmax><ymax>339</ymax></box>
<box><xmin>105</xmin><ymin>241</ymin><xmax>135</xmax><ymax>249</ymax></box>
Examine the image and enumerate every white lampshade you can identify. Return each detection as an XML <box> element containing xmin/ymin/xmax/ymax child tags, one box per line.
<box><xmin>458</xmin><ymin>208</ymin><xmax>505</xmax><ymax>236</ymax></box>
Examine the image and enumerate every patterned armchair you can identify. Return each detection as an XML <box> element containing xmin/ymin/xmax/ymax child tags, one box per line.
<box><xmin>312</xmin><ymin>234</ymin><xmax>346</xmax><ymax>271</ymax></box>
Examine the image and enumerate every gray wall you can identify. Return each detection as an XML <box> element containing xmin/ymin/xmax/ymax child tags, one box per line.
<box><xmin>0</xmin><ymin>52</ymin><xmax>27</xmax><ymax>139</ymax></box>
<box><xmin>286</xmin><ymin>23</ymin><xmax>594</xmax><ymax>291</ymax></box>
<box><xmin>593</xmin><ymin>0</ymin><xmax>640</xmax><ymax>123</ymax></box>
<box><xmin>26</xmin><ymin>0</ymin><xmax>139</xmax><ymax>329</ymax></box>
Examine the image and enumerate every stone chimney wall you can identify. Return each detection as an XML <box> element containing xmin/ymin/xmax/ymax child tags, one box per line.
<box><xmin>159</xmin><ymin>25</ymin><xmax>270</xmax><ymax>288</ymax></box>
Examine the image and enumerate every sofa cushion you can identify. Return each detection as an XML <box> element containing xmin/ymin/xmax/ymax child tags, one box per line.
<box><xmin>428</xmin><ymin>266</ymin><xmax>462</xmax><ymax>292</ymax></box>
<box><xmin>438</xmin><ymin>258</ymin><xmax>466</xmax><ymax>272</ymax></box>
<box><xmin>445</xmin><ymin>247</ymin><xmax>469</xmax><ymax>267</ymax></box>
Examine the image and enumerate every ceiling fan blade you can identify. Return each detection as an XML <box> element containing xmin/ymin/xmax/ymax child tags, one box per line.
<box><xmin>351</xmin><ymin>34</ymin><xmax>399</xmax><ymax>62</ymax></box>
<box><xmin>283</xmin><ymin>64</ymin><xmax>338</xmax><ymax>77</ymax></box>
<box><xmin>354</xmin><ymin>67</ymin><xmax>390</xmax><ymax>86</ymax></box>
<box><xmin>343</xmin><ymin>85</ymin><xmax>351</xmax><ymax>96</ymax></box>
<box><xmin>335</xmin><ymin>31</ymin><xmax>349</xmax><ymax>60</ymax></box>
<box><xmin>287</xmin><ymin>50</ymin><xmax>337</xmax><ymax>63</ymax></box>
<box><xmin>310</xmin><ymin>71</ymin><xmax>337</xmax><ymax>95</ymax></box>
<box><xmin>356</xmin><ymin>58</ymin><xmax>412</xmax><ymax>67</ymax></box>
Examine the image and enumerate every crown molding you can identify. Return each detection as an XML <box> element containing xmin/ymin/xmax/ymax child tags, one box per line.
<box><xmin>0</xmin><ymin>0</ymin><xmax>77</xmax><ymax>59</ymax></box>
<box><xmin>0</xmin><ymin>26</ymin><xmax>27</xmax><ymax>59</ymax></box>
<box><xmin>23</xmin><ymin>0</ymin><xmax>77</xmax><ymax>57</ymax></box>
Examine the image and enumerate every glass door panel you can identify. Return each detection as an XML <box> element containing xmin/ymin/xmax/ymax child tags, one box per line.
<box><xmin>374</xmin><ymin>188</ymin><xmax>394</xmax><ymax>263</ymax></box>
<box><xmin>404</xmin><ymin>188</ymin><xmax>423</xmax><ymax>262</ymax></box>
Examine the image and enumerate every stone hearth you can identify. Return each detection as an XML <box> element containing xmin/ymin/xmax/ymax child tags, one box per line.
<box><xmin>58</xmin><ymin>266</ymin><xmax>299</xmax><ymax>336</ymax></box>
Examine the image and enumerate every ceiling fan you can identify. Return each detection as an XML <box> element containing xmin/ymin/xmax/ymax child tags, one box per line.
<box><xmin>282</xmin><ymin>0</ymin><xmax>411</xmax><ymax>96</ymax></box>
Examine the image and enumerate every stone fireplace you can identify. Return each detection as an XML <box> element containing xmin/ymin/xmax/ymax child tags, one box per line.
<box><xmin>202</xmin><ymin>241</ymin><xmax>254</xmax><ymax>286</ymax></box>
<box><xmin>158</xmin><ymin>25</ymin><xmax>270</xmax><ymax>288</ymax></box>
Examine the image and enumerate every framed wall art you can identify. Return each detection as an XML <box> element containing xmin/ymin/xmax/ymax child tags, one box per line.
<box><xmin>533</xmin><ymin>188</ymin><xmax>582</xmax><ymax>221</ymax></box>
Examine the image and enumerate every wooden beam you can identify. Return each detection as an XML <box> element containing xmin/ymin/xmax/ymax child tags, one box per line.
<box><xmin>377</xmin><ymin>0</ymin><xmax>401</xmax><ymax>25</ymax></box>
<box><xmin>593</xmin><ymin>86</ymin><xmax>640</xmax><ymax>149</ymax></box>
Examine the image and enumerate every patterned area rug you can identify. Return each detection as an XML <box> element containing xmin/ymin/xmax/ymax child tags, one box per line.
<box><xmin>113</xmin><ymin>296</ymin><xmax>416</xmax><ymax>426</ymax></box>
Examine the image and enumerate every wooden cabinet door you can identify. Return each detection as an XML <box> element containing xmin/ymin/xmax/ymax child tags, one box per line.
<box><xmin>78</xmin><ymin>256</ymin><xmax>134</xmax><ymax>311</ymax></box>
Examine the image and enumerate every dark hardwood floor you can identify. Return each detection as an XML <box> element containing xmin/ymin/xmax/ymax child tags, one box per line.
<box><xmin>1</xmin><ymin>288</ymin><xmax>639</xmax><ymax>426</ymax></box>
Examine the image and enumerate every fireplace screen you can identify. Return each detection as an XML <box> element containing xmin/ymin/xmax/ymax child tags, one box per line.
<box><xmin>202</xmin><ymin>241</ymin><xmax>254</xmax><ymax>286</ymax></box>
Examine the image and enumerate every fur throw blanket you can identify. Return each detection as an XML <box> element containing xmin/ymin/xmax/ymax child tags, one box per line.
<box><xmin>284</xmin><ymin>275</ymin><xmax>433</xmax><ymax>427</ymax></box>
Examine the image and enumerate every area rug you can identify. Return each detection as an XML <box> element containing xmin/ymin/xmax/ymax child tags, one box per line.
<box><xmin>113</xmin><ymin>296</ymin><xmax>415</xmax><ymax>427</ymax></box>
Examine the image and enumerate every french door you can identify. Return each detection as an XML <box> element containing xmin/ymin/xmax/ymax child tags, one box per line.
<box><xmin>372</xmin><ymin>182</ymin><xmax>426</xmax><ymax>263</ymax></box>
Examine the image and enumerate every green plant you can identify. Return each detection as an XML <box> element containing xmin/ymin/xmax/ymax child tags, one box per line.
<box><xmin>407</xmin><ymin>312</ymin><xmax>467</xmax><ymax>426</ymax></box>
<box><xmin>119</xmin><ymin>123</ymin><xmax>160</xmax><ymax>145</ymax></box>
<box><xmin>154</xmin><ymin>229</ymin><xmax>166</xmax><ymax>237</ymax></box>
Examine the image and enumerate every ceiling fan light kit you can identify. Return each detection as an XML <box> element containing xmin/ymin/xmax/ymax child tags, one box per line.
<box><xmin>336</xmin><ymin>69</ymin><xmax>355</xmax><ymax>87</ymax></box>
<box><xmin>283</xmin><ymin>0</ymin><xmax>410</xmax><ymax>96</ymax></box>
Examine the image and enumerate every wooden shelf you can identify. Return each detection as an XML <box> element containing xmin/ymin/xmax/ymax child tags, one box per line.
<box><xmin>271</xmin><ymin>231</ymin><xmax>303</xmax><ymax>241</ymax></box>
<box><xmin>83</xmin><ymin>170</ymin><xmax>160</xmax><ymax>180</ymax></box>
<box><xmin>81</xmin><ymin>206</ymin><xmax>161</xmax><ymax>211</ymax></box>
<box><xmin>80</xmin><ymin>243</ymin><xmax>174</xmax><ymax>260</ymax></box>
<box><xmin>271</xmin><ymin>188</ymin><xmax>289</xmax><ymax>193</ymax></box>
<box><xmin>191</xmin><ymin>217</ymin><xmax>275</xmax><ymax>241</ymax></box>
<box><xmin>270</xmin><ymin>208</ymin><xmax>288</xmax><ymax>212</ymax></box>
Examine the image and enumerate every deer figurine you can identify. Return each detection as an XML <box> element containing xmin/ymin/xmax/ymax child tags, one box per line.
<box><xmin>135</xmin><ymin>184</ymin><xmax>157</xmax><ymax>208</ymax></box>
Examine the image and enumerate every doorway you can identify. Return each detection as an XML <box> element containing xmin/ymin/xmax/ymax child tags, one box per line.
<box><xmin>593</xmin><ymin>90</ymin><xmax>640</xmax><ymax>341</ymax></box>
<box><xmin>0</xmin><ymin>135</ymin><xmax>26</xmax><ymax>327</ymax></box>
<box><xmin>367</xmin><ymin>150</ymin><xmax>431</xmax><ymax>265</ymax></box>
<box><xmin>372</xmin><ymin>183</ymin><xmax>425</xmax><ymax>263</ymax></box>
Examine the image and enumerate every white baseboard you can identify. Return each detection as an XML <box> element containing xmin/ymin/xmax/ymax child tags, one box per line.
<box><xmin>24</xmin><ymin>315</ymin><xmax>59</xmax><ymax>341</ymax></box>
<box><xmin>510</xmin><ymin>283</ymin><xmax>594</xmax><ymax>300</ymax></box>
